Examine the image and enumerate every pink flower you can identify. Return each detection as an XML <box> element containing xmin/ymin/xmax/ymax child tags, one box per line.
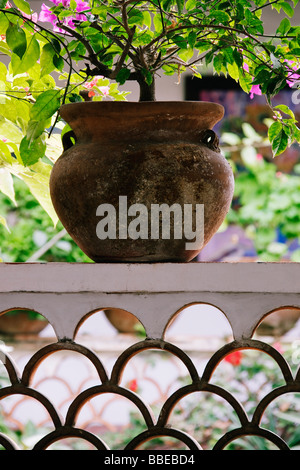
<box><xmin>273</xmin><ymin>341</ymin><xmax>284</xmax><ymax>353</ymax></box>
<box><xmin>75</xmin><ymin>0</ymin><xmax>90</xmax><ymax>12</ymax></box>
<box><xmin>286</xmin><ymin>68</ymin><xmax>300</xmax><ymax>88</ymax></box>
<box><xmin>23</xmin><ymin>12</ymin><xmax>38</xmax><ymax>22</ymax></box>
<box><xmin>243</xmin><ymin>62</ymin><xmax>262</xmax><ymax>99</ymax></box>
<box><xmin>84</xmin><ymin>76</ymin><xmax>101</xmax><ymax>88</ymax></box>
<box><xmin>49</xmin><ymin>0</ymin><xmax>89</xmax><ymax>12</ymax></box>
<box><xmin>256</xmin><ymin>153</ymin><xmax>263</xmax><ymax>161</ymax></box>
<box><xmin>39</xmin><ymin>3</ymin><xmax>57</xmax><ymax>25</ymax></box>
<box><xmin>100</xmin><ymin>86</ymin><xmax>110</xmax><ymax>96</ymax></box>
<box><xmin>284</xmin><ymin>60</ymin><xmax>299</xmax><ymax>87</ymax></box>
<box><xmin>250</xmin><ymin>84</ymin><xmax>262</xmax><ymax>99</ymax></box>
<box><xmin>50</xmin><ymin>0</ymin><xmax>70</xmax><ymax>6</ymax></box>
<box><xmin>39</xmin><ymin>0</ymin><xmax>89</xmax><ymax>31</ymax></box>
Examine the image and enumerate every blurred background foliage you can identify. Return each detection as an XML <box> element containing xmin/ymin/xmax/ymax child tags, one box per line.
<box><xmin>0</xmin><ymin>176</ymin><xmax>91</xmax><ymax>262</ymax></box>
<box><xmin>222</xmin><ymin>119</ymin><xmax>300</xmax><ymax>262</ymax></box>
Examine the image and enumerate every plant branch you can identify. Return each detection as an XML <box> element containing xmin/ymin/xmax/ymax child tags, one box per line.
<box><xmin>111</xmin><ymin>27</ymin><xmax>135</xmax><ymax>78</ymax></box>
<box><xmin>251</xmin><ymin>0</ymin><xmax>282</xmax><ymax>12</ymax></box>
<box><xmin>0</xmin><ymin>8</ymin><xmax>74</xmax><ymax>107</ymax></box>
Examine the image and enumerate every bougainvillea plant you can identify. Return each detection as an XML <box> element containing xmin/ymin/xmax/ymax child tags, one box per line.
<box><xmin>0</xmin><ymin>0</ymin><xmax>299</xmax><ymax>225</ymax></box>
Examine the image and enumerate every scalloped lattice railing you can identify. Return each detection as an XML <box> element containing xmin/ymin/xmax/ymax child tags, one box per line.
<box><xmin>0</xmin><ymin>262</ymin><xmax>300</xmax><ymax>450</ymax></box>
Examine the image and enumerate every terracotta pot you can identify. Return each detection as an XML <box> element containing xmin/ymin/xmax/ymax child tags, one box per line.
<box><xmin>50</xmin><ymin>101</ymin><xmax>234</xmax><ymax>262</ymax></box>
<box><xmin>0</xmin><ymin>311</ymin><xmax>48</xmax><ymax>336</ymax></box>
<box><xmin>256</xmin><ymin>308</ymin><xmax>300</xmax><ymax>337</ymax></box>
<box><xmin>104</xmin><ymin>309</ymin><xmax>139</xmax><ymax>334</ymax></box>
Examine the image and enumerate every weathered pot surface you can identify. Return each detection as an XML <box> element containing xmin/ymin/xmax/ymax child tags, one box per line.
<box><xmin>50</xmin><ymin>101</ymin><xmax>234</xmax><ymax>262</ymax></box>
<box><xmin>0</xmin><ymin>311</ymin><xmax>48</xmax><ymax>336</ymax></box>
<box><xmin>104</xmin><ymin>309</ymin><xmax>140</xmax><ymax>334</ymax></box>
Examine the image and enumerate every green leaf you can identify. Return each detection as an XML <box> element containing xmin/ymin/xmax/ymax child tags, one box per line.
<box><xmin>209</xmin><ymin>10</ymin><xmax>231</xmax><ymax>24</ymax></box>
<box><xmin>268</xmin><ymin>121</ymin><xmax>282</xmax><ymax>142</ymax></box>
<box><xmin>276</xmin><ymin>17</ymin><xmax>291</xmax><ymax>36</ymax></box>
<box><xmin>281</xmin><ymin>1</ymin><xmax>294</xmax><ymax>16</ymax></box>
<box><xmin>172</xmin><ymin>34</ymin><xmax>188</xmax><ymax>49</ymax></box>
<box><xmin>116</xmin><ymin>68</ymin><xmax>131</xmax><ymax>85</ymax></box>
<box><xmin>266</xmin><ymin>76</ymin><xmax>287</xmax><ymax>97</ymax></box>
<box><xmin>270</xmin><ymin>123</ymin><xmax>289</xmax><ymax>156</ymax></box>
<box><xmin>19</xmin><ymin>135</ymin><xmax>46</xmax><ymax>166</ymax></box>
<box><xmin>186</xmin><ymin>0</ymin><xmax>196</xmax><ymax>8</ymax></box>
<box><xmin>0</xmin><ymin>117</ymin><xmax>23</xmax><ymax>143</ymax></box>
<box><xmin>232</xmin><ymin>49</ymin><xmax>243</xmax><ymax>68</ymax></box>
<box><xmin>176</xmin><ymin>0</ymin><xmax>184</xmax><ymax>14</ymax></box>
<box><xmin>153</xmin><ymin>14</ymin><xmax>162</xmax><ymax>32</ymax></box>
<box><xmin>0</xmin><ymin>140</ymin><xmax>14</xmax><ymax>164</ymax></box>
<box><xmin>58</xmin><ymin>10</ymin><xmax>75</xmax><ymax>20</ymax></box>
<box><xmin>227</xmin><ymin>62</ymin><xmax>239</xmax><ymax>81</ymax></box>
<box><xmin>0</xmin><ymin>13</ymin><xmax>9</xmax><ymax>34</ymax></box>
<box><xmin>0</xmin><ymin>213</ymin><xmax>9</xmax><ymax>231</ymax></box>
<box><xmin>223</xmin><ymin>47</ymin><xmax>234</xmax><ymax>65</ymax></box>
<box><xmin>40</xmin><ymin>43</ymin><xmax>56</xmax><ymax>77</ymax></box>
<box><xmin>142</xmin><ymin>11</ymin><xmax>152</xmax><ymax>29</ymax></box>
<box><xmin>13</xmin><ymin>0</ymin><xmax>31</xmax><ymax>14</ymax></box>
<box><xmin>30</xmin><ymin>89</ymin><xmax>61</xmax><ymax>121</ymax></box>
<box><xmin>213</xmin><ymin>54</ymin><xmax>224</xmax><ymax>74</ymax></box>
<box><xmin>188</xmin><ymin>31</ymin><xmax>197</xmax><ymax>49</ymax></box>
<box><xmin>238</xmin><ymin>68</ymin><xmax>253</xmax><ymax>93</ymax></box>
<box><xmin>11</xmin><ymin>34</ymin><xmax>40</xmax><ymax>75</ymax></box>
<box><xmin>141</xmin><ymin>68</ymin><xmax>153</xmax><ymax>85</ymax></box>
<box><xmin>0</xmin><ymin>42</ymin><xmax>11</xmax><ymax>57</ymax></box>
<box><xmin>290</xmin><ymin>123</ymin><xmax>300</xmax><ymax>142</ymax></box>
<box><xmin>252</xmin><ymin>68</ymin><xmax>272</xmax><ymax>85</ymax></box>
<box><xmin>127</xmin><ymin>9</ymin><xmax>144</xmax><ymax>26</ymax></box>
<box><xmin>274</xmin><ymin>104</ymin><xmax>296</xmax><ymax>120</ymax></box>
<box><xmin>22</xmin><ymin>170</ymin><xmax>58</xmax><ymax>225</ymax></box>
<box><xmin>0</xmin><ymin>99</ymin><xmax>30</xmax><ymax>125</ymax></box>
<box><xmin>6</xmin><ymin>23</ymin><xmax>27</xmax><ymax>58</ymax></box>
<box><xmin>0</xmin><ymin>168</ymin><xmax>16</xmax><ymax>204</ymax></box>
<box><xmin>26</xmin><ymin>119</ymin><xmax>48</xmax><ymax>144</ymax></box>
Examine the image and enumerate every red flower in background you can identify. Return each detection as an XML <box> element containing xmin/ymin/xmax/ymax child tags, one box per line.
<box><xmin>128</xmin><ymin>379</ymin><xmax>138</xmax><ymax>392</ymax></box>
<box><xmin>224</xmin><ymin>351</ymin><xmax>242</xmax><ymax>366</ymax></box>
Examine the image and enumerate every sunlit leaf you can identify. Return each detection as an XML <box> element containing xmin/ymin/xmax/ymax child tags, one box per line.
<box><xmin>11</xmin><ymin>34</ymin><xmax>40</xmax><ymax>75</ymax></box>
<box><xmin>30</xmin><ymin>89</ymin><xmax>61</xmax><ymax>121</ymax></box>
<box><xmin>6</xmin><ymin>23</ymin><xmax>27</xmax><ymax>58</ymax></box>
<box><xmin>13</xmin><ymin>0</ymin><xmax>31</xmax><ymax>14</ymax></box>
<box><xmin>0</xmin><ymin>167</ymin><xmax>16</xmax><ymax>204</ymax></box>
<box><xmin>20</xmin><ymin>135</ymin><xmax>46</xmax><ymax>166</ymax></box>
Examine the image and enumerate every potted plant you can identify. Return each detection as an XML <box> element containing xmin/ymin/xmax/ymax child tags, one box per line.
<box><xmin>0</xmin><ymin>0</ymin><xmax>299</xmax><ymax>262</ymax></box>
<box><xmin>0</xmin><ymin>310</ymin><xmax>48</xmax><ymax>336</ymax></box>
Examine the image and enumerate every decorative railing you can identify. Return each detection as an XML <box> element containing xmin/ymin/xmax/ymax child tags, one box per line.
<box><xmin>0</xmin><ymin>262</ymin><xmax>300</xmax><ymax>451</ymax></box>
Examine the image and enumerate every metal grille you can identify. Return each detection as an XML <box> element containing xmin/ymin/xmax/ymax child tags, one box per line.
<box><xmin>0</xmin><ymin>262</ymin><xmax>300</xmax><ymax>450</ymax></box>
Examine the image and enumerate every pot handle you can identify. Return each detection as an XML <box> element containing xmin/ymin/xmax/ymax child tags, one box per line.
<box><xmin>199</xmin><ymin>129</ymin><xmax>220</xmax><ymax>152</ymax></box>
<box><xmin>62</xmin><ymin>130</ymin><xmax>77</xmax><ymax>152</ymax></box>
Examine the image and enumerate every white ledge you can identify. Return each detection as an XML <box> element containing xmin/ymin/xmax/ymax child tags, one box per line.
<box><xmin>0</xmin><ymin>262</ymin><xmax>299</xmax><ymax>294</ymax></box>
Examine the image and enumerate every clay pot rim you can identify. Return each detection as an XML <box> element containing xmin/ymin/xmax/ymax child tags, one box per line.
<box><xmin>60</xmin><ymin>100</ymin><xmax>224</xmax><ymax>123</ymax></box>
